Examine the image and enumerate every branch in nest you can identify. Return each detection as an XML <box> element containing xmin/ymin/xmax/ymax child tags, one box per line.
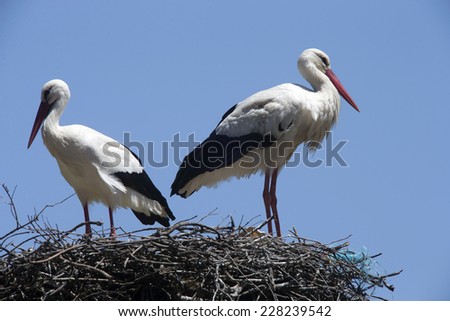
<box><xmin>0</xmin><ymin>184</ymin><xmax>401</xmax><ymax>301</ymax></box>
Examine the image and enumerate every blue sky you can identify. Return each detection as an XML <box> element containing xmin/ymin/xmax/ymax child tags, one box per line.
<box><xmin>1</xmin><ymin>1</ymin><xmax>449</xmax><ymax>300</ymax></box>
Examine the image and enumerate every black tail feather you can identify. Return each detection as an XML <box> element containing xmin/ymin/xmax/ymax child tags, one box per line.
<box><xmin>132</xmin><ymin>210</ymin><xmax>170</xmax><ymax>227</ymax></box>
<box><xmin>113</xmin><ymin>171</ymin><xmax>175</xmax><ymax>226</ymax></box>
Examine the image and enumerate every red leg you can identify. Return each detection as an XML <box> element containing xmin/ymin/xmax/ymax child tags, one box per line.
<box><xmin>269</xmin><ymin>168</ymin><xmax>281</xmax><ymax>237</ymax></box>
<box><xmin>109</xmin><ymin>207</ymin><xmax>116</xmax><ymax>238</ymax></box>
<box><xmin>263</xmin><ymin>171</ymin><xmax>273</xmax><ymax>235</ymax></box>
<box><xmin>83</xmin><ymin>203</ymin><xmax>92</xmax><ymax>237</ymax></box>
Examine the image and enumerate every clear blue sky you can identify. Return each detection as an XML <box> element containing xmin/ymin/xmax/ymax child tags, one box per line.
<box><xmin>1</xmin><ymin>1</ymin><xmax>449</xmax><ymax>300</ymax></box>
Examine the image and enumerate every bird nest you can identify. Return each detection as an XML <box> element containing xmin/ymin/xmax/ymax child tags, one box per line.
<box><xmin>0</xmin><ymin>185</ymin><xmax>400</xmax><ymax>301</ymax></box>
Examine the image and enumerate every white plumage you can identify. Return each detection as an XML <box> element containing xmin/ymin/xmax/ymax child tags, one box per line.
<box><xmin>171</xmin><ymin>48</ymin><xmax>359</xmax><ymax>237</ymax></box>
<box><xmin>28</xmin><ymin>79</ymin><xmax>175</xmax><ymax>237</ymax></box>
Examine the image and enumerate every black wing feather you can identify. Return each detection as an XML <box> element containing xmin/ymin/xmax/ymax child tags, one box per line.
<box><xmin>171</xmin><ymin>105</ymin><xmax>276</xmax><ymax>197</ymax></box>
<box><xmin>113</xmin><ymin>169</ymin><xmax>175</xmax><ymax>227</ymax></box>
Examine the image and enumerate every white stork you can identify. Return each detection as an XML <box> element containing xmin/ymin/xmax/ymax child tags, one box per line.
<box><xmin>28</xmin><ymin>79</ymin><xmax>175</xmax><ymax>237</ymax></box>
<box><xmin>171</xmin><ymin>48</ymin><xmax>359</xmax><ymax>237</ymax></box>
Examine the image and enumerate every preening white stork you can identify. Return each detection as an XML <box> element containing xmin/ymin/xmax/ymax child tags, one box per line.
<box><xmin>171</xmin><ymin>48</ymin><xmax>359</xmax><ymax>237</ymax></box>
<box><xmin>28</xmin><ymin>79</ymin><xmax>175</xmax><ymax>237</ymax></box>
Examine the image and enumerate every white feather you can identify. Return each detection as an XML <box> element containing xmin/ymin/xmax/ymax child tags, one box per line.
<box><xmin>34</xmin><ymin>79</ymin><xmax>172</xmax><ymax>223</ymax></box>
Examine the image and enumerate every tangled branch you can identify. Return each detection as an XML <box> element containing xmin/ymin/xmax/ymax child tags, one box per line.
<box><xmin>0</xmin><ymin>185</ymin><xmax>401</xmax><ymax>300</ymax></box>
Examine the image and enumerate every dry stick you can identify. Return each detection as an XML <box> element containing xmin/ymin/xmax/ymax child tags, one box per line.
<box><xmin>1</xmin><ymin>206</ymin><xmax>402</xmax><ymax>301</ymax></box>
<box><xmin>61</xmin><ymin>221</ymin><xmax>103</xmax><ymax>238</ymax></box>
<box><xmin>60</xmin><ymin>256</ymin><xmax>113</xmax><ymax>279</ymax></box>
<box><xmin>1</xmin><ymin>184</ymin><xmax>19</xmax><ymax>227</ymax></box>
<box><xmin>30</xmin><ymin>244</ymin><xmax>85</xmax><ymax>264</ymax></box>
<box><xmin>1</xmin><ymin>187</ymin><xmax>75</xmax><ymax>243</ymax></box>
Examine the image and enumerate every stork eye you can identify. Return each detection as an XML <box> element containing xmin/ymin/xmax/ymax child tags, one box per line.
<box><xmin>44</xmin><ymin>89</ymin><xmax>51</xmax><ymax>99</ymax></box>
<box><xmin>320</xmin><ymin>56</ymin><xmax>328</xmax><ymax>66</ymax></box>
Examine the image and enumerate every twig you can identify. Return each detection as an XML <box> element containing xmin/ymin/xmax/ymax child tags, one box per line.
<box><xmin>0</xmin><ymin>184</ymin><xmax>401</xmax><ymax>301</ymax></box>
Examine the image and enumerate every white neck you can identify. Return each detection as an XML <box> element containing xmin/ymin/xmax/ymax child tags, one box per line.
<box><xmin>42</xmin><ymin>98</ymin><xmax>67</xmax><ymax>139</ymax></box>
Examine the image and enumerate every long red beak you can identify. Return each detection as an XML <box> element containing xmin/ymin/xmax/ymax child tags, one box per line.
<box><xmin>325</xmin><ymin>69</ymin><xmax>360</xmax><ymax>112</ymax></box>
<box><xmin>27</xmin><ymin>101</ymin><xmax>51</xmax><ymax>149</ymax></box>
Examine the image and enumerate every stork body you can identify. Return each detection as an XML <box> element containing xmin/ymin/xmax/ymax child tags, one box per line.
<box><xmin>28</xmin><ymin>80</ymin><xmax>175</xmax><ymax>237</ymax></box>
<box><xmin>171</xmin><ymin>49</ymin><xmax>359</xmax><ymax>237</ymax></box>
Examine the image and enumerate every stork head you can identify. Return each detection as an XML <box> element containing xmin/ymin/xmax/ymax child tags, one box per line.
<box><xmin>298</xmin><ymin>48</ymin><xmax>359</xmax><ymax>112</ymax></box>
<box><xmin>27</xmin><ymin>79</ymin><xmax>71</xmax><ymax>148</ymax></box>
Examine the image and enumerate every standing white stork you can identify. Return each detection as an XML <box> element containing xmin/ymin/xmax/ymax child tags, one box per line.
<box><xmin>28</xmin><ymin>79</ymin><xmax>175</xmax><ymax>237</ymax></box>
<box><xmin>171</xmin><ymin>48</ymin><xmax>359</xmax><ymax>237</ymax></box>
